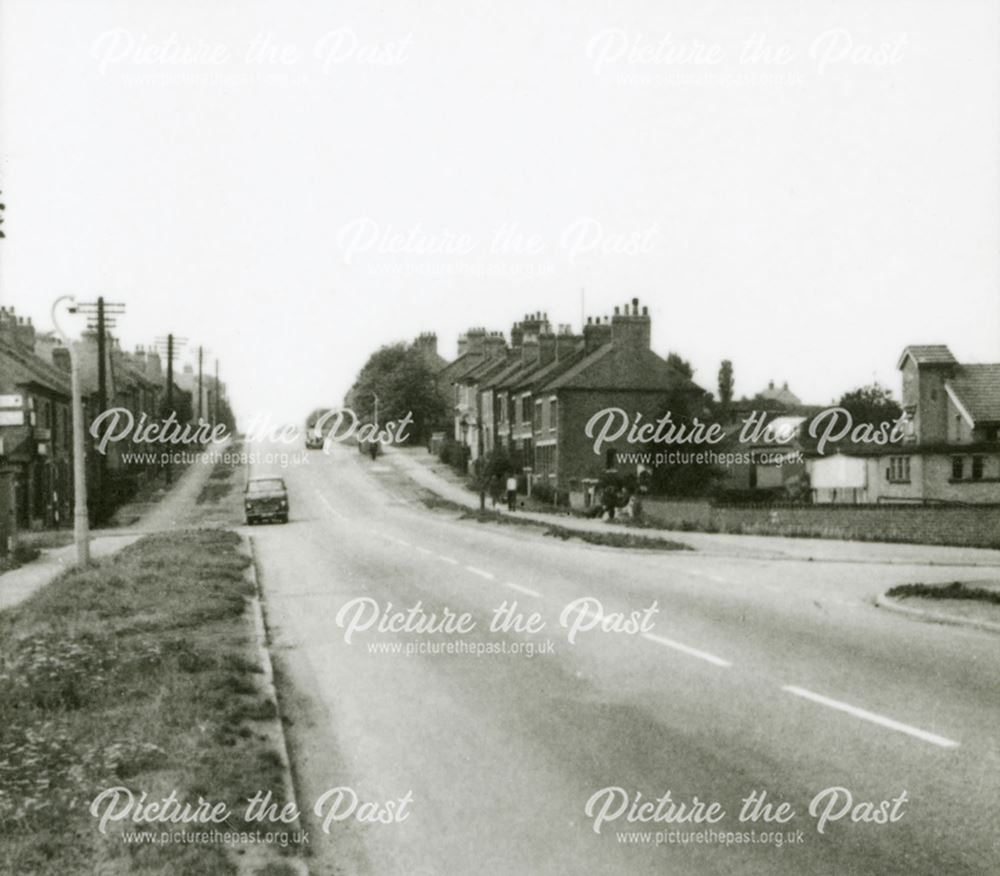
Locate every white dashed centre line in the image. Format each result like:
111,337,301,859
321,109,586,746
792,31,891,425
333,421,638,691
465,566,496,581
782,685,960,749
386,536,411,548
416,546,433,555
438,555,459,565
504,581,542,598
641,632,733,668
315,490,346,521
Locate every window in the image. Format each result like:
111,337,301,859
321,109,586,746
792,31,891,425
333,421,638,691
535,444,556,478
549,398,557,432
951,456,965,480
972,456,984,480
533,399,543,433
887,456,910,483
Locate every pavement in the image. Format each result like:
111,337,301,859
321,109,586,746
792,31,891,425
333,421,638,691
386,445,1000,567
247,438,1000,875
0,456,221,613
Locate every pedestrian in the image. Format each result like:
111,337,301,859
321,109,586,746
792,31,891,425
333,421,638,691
488,475,501,509
506,474,518,512
602,483,617,521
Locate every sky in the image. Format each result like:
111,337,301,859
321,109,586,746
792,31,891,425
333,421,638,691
1,0,998,423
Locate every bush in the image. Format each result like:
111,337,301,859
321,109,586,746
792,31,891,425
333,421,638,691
533,482,559,505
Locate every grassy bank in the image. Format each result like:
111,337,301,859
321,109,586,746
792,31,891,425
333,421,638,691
0,530,292,875
449,505,691,551
887,581,1000,604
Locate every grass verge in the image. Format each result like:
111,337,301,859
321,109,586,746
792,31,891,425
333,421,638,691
449,505,691,551
886,581,1000,605
0,529,291,875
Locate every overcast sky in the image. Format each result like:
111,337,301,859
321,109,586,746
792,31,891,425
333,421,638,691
1,0,997,422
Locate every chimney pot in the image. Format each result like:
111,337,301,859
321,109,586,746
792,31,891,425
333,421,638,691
642,306,648,316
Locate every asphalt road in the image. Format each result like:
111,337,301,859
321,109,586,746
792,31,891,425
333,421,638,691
247,438,1000,876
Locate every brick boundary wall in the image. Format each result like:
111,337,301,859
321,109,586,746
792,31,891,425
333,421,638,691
642,499,1000,549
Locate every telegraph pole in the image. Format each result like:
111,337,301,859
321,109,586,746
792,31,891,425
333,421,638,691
77,297,125,521
213,358,219,424
154,333,187,484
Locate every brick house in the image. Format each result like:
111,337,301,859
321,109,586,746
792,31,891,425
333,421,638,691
0,310,73,537
810,344,1000,504
523,299,701,501
452,330,507,456
489,329,583,475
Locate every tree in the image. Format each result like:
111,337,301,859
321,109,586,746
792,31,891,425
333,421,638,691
648,382,722,497
717,360,734,412
836,382,902,425
348,342,447,444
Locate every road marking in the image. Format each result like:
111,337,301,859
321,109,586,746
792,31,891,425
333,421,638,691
781,685,960,749
642,632,733,668
685,569,727,584
416,546,433,555
438,555,459,565
466,565,495,580
315,490,346,521
504,581,541,598
386,536,412,548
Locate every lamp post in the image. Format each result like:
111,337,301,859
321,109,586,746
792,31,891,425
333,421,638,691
51,296,90,567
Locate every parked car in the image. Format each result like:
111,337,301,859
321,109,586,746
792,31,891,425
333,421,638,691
244,476,289,524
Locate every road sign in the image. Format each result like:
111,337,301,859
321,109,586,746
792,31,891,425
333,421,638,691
0,411,25,426
0,394,23,409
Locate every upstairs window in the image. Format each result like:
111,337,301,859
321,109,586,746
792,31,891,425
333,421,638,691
951,456,965,480
972,456,985,480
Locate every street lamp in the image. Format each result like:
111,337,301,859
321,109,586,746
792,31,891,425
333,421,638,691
51,296,90,567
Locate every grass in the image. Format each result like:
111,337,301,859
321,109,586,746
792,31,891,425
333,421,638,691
886,581,1000,605
0,529,292,876
445,505,691,551
196,441,244,506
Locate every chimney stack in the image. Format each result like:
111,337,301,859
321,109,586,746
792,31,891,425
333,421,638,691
583,314,612,354
610,296,651,354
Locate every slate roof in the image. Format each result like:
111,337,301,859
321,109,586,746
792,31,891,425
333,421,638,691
897,345,958,368
436,352,487,385
948,364,1000,424
0,341,71,397
542,344,699,393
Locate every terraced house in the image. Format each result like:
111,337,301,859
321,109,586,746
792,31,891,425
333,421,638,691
441,299,701,505
0,309,72,541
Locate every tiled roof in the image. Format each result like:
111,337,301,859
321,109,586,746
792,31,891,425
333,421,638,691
0,342,71,397
111,352,159,391
436,352,486,384
947,364,1000,423
897,345,957,368
510,346,586,393
543,345,699,393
